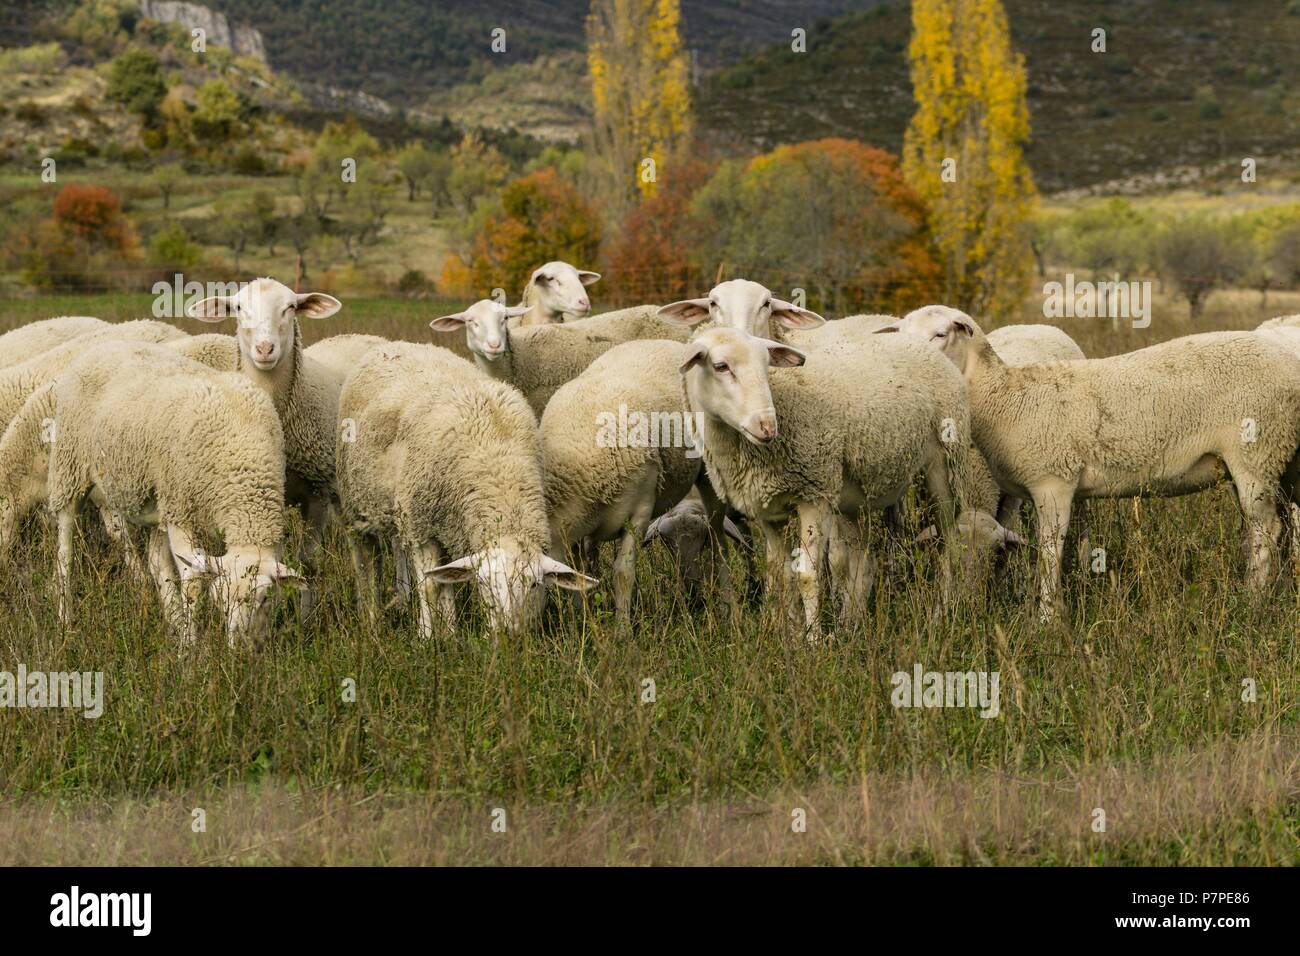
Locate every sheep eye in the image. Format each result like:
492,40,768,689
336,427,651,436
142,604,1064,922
712,362,729,373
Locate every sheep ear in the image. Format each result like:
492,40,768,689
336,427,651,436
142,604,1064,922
1000,527,1027,548
504,304,530,318
577,270,601,287
764,342,806,368
874,323,902,334
721,516,747,548
679,341,709,373
540,555,599,591
188,296,235,322
429,312,468,332
427,555,479,584
952,318,976,337
658,298,712,326
912,525,940,546
643,513,671,544
268,562,310,590
771,299,825,330
295,292,342,319
173,548,219,580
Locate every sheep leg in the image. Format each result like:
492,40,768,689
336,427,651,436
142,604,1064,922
1072,498,1092,571
409,541,452,640
99,507,147,583
295,494,333,623
148,527,197,645
392,540,412,607
695,479,739,621
1231,472,1282,591
1030,482,1075,624
923,457,960,607
759,519,789,625
54,504,79,626
346,530,382,626
794,502,828,644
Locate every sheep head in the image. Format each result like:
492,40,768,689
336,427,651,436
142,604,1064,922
523,261,600,323
430,299,527,363
659,279,825,338
188,277,341,371
679,327,806,446
879,305,986,377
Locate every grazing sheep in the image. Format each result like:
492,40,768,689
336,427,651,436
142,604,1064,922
889,306,1300,621
643,495,747,594
336,341,595,637
184,279,342,611
0,316,108,369
658,279,825,341
516,261,601,325
38,342,302,645
303,334,389,379
541,339,737,624
431,299,686,414
680,327,969,641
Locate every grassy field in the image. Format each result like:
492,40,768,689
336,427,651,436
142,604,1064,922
0,288,1297,865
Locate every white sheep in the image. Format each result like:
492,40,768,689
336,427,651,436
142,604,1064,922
541,338,737,625
183,279,342,612
336,341,595,637
658,279,825,341
303,333,389,378
0,316,108,369
36,342,302,645
679,327,969,641
431,299,687,413
516,261,601,325
889,306,1300,621
1256,315,1300,360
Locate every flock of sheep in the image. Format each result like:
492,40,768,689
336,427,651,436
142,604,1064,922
1,259,1299,646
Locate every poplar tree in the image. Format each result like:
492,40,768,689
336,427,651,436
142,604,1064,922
903,0,1038,319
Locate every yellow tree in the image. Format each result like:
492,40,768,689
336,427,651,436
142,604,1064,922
903,0,1038,319
587,0,692,213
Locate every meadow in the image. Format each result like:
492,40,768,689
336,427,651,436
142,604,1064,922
0,288,1296,865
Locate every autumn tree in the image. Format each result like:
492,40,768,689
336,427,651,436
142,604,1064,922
587,0,692,215
469,169,603,299
687,139,943,315
903,0,1037,319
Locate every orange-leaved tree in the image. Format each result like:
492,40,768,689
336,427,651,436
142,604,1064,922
469,169,604,301
688,138,942,316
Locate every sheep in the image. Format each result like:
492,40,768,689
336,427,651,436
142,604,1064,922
184,278,343,612
0,316,108,369
1256,316,1300,360
34,342,302,645
888,306,1300,621
642,494,747,595
336,341,595,637
516,261,601,325
658,279,825,341
431,299,687,414
679,326,969,642
541,338,737,625
303,334,389,378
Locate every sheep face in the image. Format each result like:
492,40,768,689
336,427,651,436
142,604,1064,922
644,499,745,588
174,545,306,647
658,279,825,336
188,277,341,371
427,539,596,635
430,300,527,362
888,305,984,376
527,261,600,321
680,327,806,446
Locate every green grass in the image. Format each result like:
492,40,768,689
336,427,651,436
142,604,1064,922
0,290,1297,864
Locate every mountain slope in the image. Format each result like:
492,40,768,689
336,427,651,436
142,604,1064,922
697,0,1300,191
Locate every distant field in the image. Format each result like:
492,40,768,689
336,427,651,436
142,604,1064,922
0,287,1296,864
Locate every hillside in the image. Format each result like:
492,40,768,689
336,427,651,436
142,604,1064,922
697,0,1300,192
205,0,874,103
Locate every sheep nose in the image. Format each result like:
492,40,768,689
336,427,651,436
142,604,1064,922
254,341,275,360
749,412,777,443
486,336,502,350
